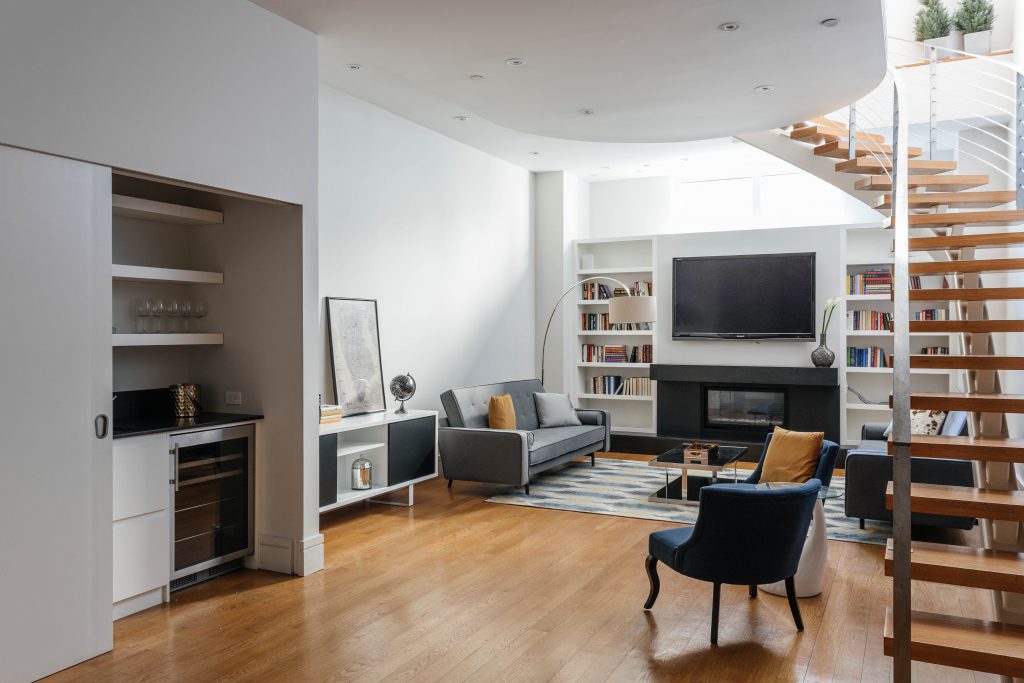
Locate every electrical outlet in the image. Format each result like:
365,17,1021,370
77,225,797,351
225,391,242,405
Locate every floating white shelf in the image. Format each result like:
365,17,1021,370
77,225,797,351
846,403,892,412
112,194,223,226
577,266,653,275
577,300,611,305
577,393,653,401
846,294,891,301
578,362,650,368
847,258,895,266
845,367,951,375
112,333,223,347
112,264,223,285
334,441,387,458
578,330,653,336
846,330,952,337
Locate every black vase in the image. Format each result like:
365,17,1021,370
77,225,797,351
811,333,835,368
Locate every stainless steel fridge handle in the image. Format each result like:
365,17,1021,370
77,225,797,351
171,445,180,492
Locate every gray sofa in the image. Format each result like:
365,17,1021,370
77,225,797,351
844,412,975,530
439,379,610,494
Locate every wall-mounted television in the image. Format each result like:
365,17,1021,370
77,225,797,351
672,252,816,340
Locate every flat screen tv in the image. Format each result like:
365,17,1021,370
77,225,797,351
672,252,816,340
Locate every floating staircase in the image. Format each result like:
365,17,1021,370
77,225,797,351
787,81,1024,677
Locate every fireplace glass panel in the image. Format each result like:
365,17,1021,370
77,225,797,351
705,388,785,431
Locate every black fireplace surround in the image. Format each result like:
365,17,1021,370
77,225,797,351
650,364,839,450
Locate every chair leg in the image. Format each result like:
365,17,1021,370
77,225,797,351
859,518,865,530
785,576,804,631
749,584,757,599
711,583,722,645
524,484,530,495
447,478,453,489
643,555,660,610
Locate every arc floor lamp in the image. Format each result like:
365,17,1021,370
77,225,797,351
540,276,657,386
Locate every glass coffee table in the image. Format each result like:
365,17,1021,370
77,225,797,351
647,443,749,504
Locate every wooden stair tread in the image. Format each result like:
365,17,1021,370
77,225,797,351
909,287,1024,302
902,210,1024,228
886,481,1024,521
883,608,1024,677
814,140,922,159
836,157,957,175
856,174,988,192
889,434,1024,462
790,124,885,145
876,190,1017,210
909,232,1024,250
909,258,1024,275
895,391,1024,412
907,319,1024,333
884,539,1024,592
911,354,1024,370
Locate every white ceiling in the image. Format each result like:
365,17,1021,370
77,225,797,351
252,0,886,179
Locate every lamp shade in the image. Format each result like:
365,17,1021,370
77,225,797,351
608,295,657,324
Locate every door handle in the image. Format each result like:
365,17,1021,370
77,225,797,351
94,414,109,439
172,445,181,492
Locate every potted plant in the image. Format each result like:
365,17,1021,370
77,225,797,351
915,0,957,57
954,0,995,55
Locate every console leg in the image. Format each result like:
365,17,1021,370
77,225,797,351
524,484,530,495
447,478,453,489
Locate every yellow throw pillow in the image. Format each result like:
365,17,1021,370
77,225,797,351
488,394,516,430
758,426,824,484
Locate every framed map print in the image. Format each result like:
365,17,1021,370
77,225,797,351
326,297,386,416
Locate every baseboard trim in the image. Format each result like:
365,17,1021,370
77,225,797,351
114,587,164,620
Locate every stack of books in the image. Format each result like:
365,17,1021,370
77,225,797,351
320,404,343,425
847,346,891,368
580,313,652,331
580,344,653,363
920,346,950,355
847,310,892,331
914,308,948,321
847,269,893,295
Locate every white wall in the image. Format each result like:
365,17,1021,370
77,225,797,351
0,0,321,574
653,226,844,367
590,176,672,238
319,85,534,412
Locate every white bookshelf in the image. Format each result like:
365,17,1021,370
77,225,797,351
572,237,657,435
840,226,955,445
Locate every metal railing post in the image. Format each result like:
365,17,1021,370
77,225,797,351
1017,72,1023,209
929,46,938,160
890,78,912,683
848,103,858,159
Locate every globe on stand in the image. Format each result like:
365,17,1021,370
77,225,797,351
389,372,416,414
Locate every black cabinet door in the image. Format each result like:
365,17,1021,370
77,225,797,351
388,416,436,486
319,434,338,507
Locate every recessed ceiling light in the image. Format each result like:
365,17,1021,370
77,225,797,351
506,57,526,66
601,165,612,170
345,64,361,71
580,108,595,115
718,22,741,32
529,151,540,155
820,18,839,28
453,115,468,121
679,157,689,162
753,84,776,94
469,74,485,80
643,164,651,167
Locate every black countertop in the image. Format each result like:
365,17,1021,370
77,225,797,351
113,412,263,439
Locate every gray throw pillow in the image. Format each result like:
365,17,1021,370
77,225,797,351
534,392,582,428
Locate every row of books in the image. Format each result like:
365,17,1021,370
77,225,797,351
580,313,652,331
847,346,892,368
320,404,343,424
580,281,653,300
920,346,950,355
847,269,892,295
909,276,949,290
587,376,652,396
581,344,653,363
847,310,892,331
914,308,948,321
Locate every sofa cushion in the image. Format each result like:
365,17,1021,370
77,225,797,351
649,526,694,568
534,392,582,428
441,379,544,430
487,394,516,429
528,425,606,465
858,439,888,452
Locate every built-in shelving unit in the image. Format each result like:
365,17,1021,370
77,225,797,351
112,194,223,226
113,333,223,347
572,237,657,434
112,265,223,285
840,226,955,445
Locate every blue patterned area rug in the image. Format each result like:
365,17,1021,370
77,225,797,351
486,458,891,546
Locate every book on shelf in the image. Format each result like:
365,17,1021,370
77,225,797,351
920,346,949,355
847,346,891,368
847,268,892,295
847,310,892,331
587,375,652,396
581,344,653,363
580,312,652,331
914,308,948,321
580,281,652,300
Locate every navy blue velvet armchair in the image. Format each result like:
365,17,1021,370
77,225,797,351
744,433,840,488
644,479,821,645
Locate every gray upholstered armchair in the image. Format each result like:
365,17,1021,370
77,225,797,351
439,379,610,494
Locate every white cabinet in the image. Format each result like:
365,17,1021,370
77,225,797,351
112,435,170,619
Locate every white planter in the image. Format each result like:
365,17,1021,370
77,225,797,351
923,35,958,60
963,29,992,55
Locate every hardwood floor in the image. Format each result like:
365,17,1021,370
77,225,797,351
47,457,999,683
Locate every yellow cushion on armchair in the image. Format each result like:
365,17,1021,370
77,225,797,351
758,426,823,483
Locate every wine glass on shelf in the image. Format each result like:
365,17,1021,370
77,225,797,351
181,298,193,333
151,297,166,334
133,298,150,334
194,299,208,333
166,298,180,334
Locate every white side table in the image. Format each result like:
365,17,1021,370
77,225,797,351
761,487,841,598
